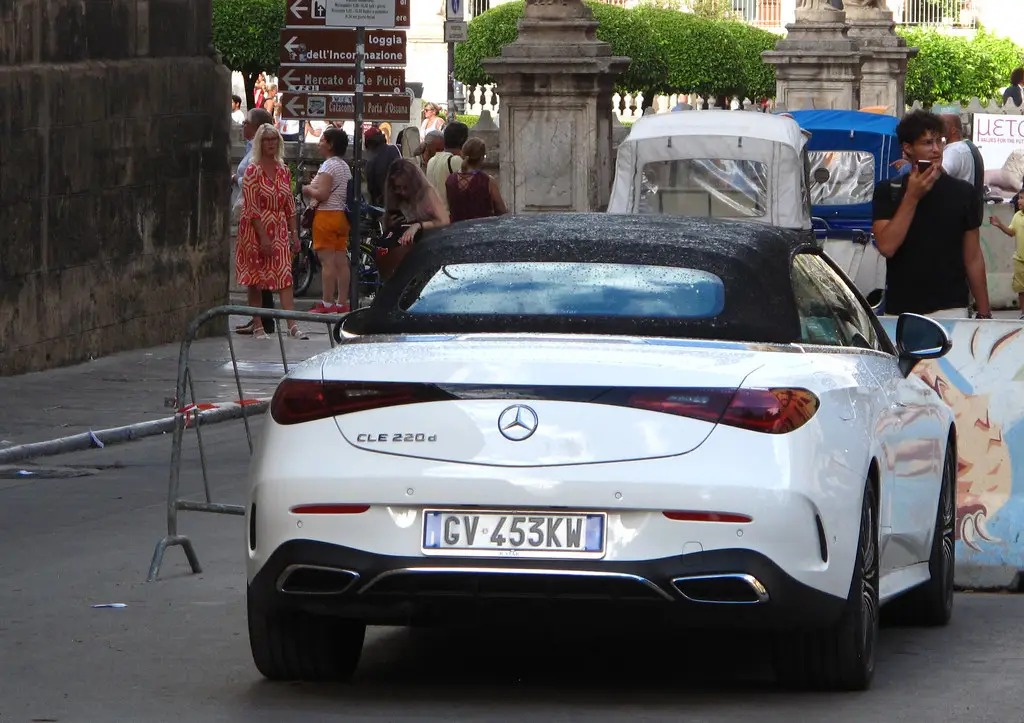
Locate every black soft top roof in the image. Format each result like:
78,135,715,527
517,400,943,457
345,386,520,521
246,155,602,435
349,213,818,343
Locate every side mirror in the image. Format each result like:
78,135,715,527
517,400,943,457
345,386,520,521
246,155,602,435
895,313,952,377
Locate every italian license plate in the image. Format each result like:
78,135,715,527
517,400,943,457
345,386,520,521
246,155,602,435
422,510,606,559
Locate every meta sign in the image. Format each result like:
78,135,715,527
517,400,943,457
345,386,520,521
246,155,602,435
973,113,1024,177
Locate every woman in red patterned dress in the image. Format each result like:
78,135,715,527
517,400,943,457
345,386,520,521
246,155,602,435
236,123,307,339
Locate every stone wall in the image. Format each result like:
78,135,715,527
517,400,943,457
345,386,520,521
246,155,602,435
0,0,231,375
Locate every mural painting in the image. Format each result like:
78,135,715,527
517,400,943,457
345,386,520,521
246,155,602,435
882,319,1024,570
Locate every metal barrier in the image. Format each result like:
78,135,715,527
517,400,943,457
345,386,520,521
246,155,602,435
146,305,345,582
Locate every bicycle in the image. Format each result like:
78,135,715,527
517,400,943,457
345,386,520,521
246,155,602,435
291,162,319,298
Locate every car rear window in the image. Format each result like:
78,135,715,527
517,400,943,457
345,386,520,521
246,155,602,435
398,262,726,319
639,159,769,219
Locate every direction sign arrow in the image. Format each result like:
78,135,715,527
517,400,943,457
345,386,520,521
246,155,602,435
289,0,309,21
285,95,305,117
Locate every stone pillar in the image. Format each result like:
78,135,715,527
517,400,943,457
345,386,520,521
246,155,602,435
845,4,917,115
761,8,863,111
481,0,629,213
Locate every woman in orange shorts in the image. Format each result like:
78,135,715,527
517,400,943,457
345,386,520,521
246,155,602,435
302,126,352,313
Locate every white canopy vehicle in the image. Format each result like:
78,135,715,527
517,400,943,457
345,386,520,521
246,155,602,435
608,111,813,233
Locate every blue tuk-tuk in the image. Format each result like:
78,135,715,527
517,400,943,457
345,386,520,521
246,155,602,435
786,110,902,306
786,109,902,236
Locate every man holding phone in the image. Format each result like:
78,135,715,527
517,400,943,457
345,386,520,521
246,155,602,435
872,110,992,319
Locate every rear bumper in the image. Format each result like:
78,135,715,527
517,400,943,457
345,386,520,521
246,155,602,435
247,540,848,630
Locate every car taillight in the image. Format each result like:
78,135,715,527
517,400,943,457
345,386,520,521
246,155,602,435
663,511,753,523
270,380,448,425
628,387,819,434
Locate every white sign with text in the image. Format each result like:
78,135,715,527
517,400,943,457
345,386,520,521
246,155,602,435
972,113,1024,172
326,0,396,27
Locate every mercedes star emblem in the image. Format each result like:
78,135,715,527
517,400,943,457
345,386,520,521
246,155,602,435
497,405,539,442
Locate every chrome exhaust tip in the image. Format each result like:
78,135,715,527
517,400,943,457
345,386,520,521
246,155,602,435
670,573,769,604
276,565,360,595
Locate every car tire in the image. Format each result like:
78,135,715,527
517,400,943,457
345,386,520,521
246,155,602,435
883,437,956,627
774,478,879,691
247,588,366,682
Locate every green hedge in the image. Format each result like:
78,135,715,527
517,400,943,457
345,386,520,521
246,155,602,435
456,4,1024,107
899,27,1024,106
454,1,779,102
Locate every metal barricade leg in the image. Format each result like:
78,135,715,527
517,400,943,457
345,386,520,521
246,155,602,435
225,323,254,454
147,410,201,582
185,372,213,505
147,305,346,582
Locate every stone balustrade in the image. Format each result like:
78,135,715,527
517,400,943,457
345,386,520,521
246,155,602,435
461,82,766,121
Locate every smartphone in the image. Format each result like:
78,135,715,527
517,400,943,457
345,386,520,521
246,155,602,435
916,160,933,174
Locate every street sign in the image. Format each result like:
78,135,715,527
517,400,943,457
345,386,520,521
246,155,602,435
279,66,406,94
326,0,394,28
287,0,409,27
280,91,412,121
444,20,468,43
279,28,406,65
446,0,464,20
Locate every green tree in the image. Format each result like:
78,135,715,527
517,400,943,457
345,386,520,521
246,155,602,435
453,1,524,88
660,12,746,101
722,21,778,102
898,27,1024,105
212,0,284,109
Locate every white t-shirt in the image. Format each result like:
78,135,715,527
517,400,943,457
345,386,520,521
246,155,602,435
317,156,351,211
426,151,463,211
942,141,975,184
231,109,245,124
305,120,327,144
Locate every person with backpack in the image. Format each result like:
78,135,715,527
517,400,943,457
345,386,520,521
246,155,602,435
872,110,992,319
940,113,986,224
425,122,469,214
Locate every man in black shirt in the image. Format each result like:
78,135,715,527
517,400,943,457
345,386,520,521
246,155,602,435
872,110,991,319
363,127,401,207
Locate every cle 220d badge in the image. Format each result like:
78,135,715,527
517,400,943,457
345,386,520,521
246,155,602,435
357,433,438,443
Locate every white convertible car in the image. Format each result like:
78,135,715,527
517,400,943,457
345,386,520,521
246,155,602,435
245,214,956,691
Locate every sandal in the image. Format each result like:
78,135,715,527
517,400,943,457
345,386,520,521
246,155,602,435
288,324,309,340
252,325,270,340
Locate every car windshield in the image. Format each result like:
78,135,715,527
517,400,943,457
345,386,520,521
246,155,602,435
398,262,726,319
